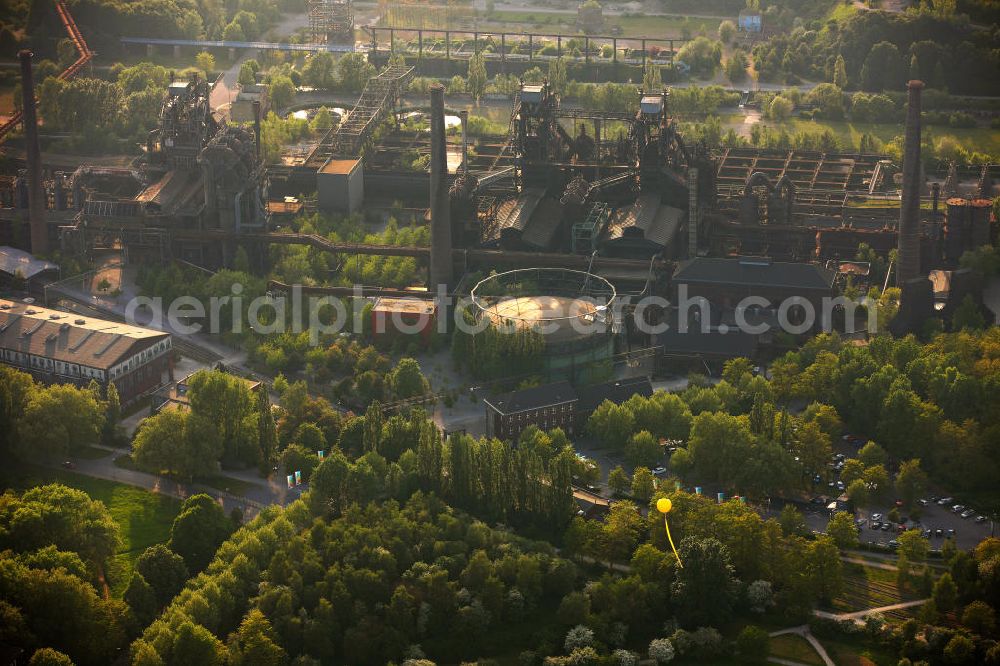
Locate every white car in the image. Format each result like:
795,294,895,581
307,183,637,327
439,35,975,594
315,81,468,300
871,513,883,522
651,466,667,476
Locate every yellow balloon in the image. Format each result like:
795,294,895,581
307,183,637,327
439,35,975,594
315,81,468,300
656,498,672,514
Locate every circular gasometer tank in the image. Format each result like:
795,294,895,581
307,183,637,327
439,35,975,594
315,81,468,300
470,268,617,384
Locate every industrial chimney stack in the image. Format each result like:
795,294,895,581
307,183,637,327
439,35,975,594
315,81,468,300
897,80,923,284
19,50,47,256
428,84,453,292
252,100,262,162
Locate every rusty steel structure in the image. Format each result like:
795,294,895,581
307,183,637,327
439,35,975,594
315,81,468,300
309,0,354,44
0,0,93,144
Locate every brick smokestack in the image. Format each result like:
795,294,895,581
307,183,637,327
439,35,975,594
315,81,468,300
19,50,47,256
897,80,923,284
252,100,261,161
428,84,452,292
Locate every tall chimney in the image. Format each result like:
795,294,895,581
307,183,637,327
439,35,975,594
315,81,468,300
429,84,453,292
897,80,923,284
252,100,262,161
19,50,47,256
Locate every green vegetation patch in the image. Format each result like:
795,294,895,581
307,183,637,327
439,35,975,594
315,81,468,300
769,633,826,666
3,463,181,596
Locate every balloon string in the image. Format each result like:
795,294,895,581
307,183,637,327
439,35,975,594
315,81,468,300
664,516,683,568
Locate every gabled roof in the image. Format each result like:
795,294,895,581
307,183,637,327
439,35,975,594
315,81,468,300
483,380,578,415
604,193,685,248
0,299,169,369
673,257,835,291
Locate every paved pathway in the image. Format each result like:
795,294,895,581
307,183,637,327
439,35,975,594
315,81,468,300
814,599,928,622
58,444,295,518
768,625,835,666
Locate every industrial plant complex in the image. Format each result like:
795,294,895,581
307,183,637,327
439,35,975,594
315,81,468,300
0,0,996,406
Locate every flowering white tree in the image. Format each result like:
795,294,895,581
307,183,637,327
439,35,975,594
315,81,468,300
648,638,676,663
565,625,595,652
747,579,774,613
613,648,638,666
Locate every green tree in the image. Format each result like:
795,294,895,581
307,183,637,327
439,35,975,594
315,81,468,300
779,504,807,536
806,536,843,604
195,51,216,77
827,511,859,549
467,52,488,102
642,63,661,92
280,443,318,481
257,390,277,474
933,572,959,613
626,430,661,468
736,625,769,664
0,366,33,455
16,384,104,460
230,609,288,665
599,502,644,565
302,52,336,88
671,537,737,628
309,449,352,516
860,42,903,92
0,484,120,566
132,409,223,481
858,442,887,467
960,600,996,635
187,370,257,465
171,621,227,665
238,61,258,87
943,634,975,665
169,494,233,573
718,20,736,44
389,357,428,399
124,571,158,626
135,544,189,607
547,57,568,95
630,466,656,502
587,401,635,449
766,95,793,120
268,74,296,110
605,465,628,497
895,459,928,509
28,648,74,666
846,478,869,507
338,53,375,92
833,54,848,88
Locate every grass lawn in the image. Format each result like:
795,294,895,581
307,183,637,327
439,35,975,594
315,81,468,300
2,463,181,597
200,474,260,496
828,562,915,615
77,445,114,460
769,633,825,666
820,635,899,666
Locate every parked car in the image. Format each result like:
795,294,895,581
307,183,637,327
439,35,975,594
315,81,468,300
871,521,882,529
872,513,883,522
922,529,932,538
938,497,954,505
948,528,957,537
813,474,822,484
652,466,667,476
961,509,975,519
952,504,965,513
918,499,929,506
935,528,944,537
881,523,891,531
888,540,900,549
976,516,988,523
61,461,75,469
836,481,845,491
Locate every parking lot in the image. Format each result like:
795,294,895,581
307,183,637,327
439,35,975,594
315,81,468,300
855,497,995,551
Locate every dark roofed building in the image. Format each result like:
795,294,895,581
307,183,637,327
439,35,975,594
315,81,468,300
576,376,653,414
483,381,578,441
601,193,686,258
0,299,172,403
673,256,836,333
483,376,655,442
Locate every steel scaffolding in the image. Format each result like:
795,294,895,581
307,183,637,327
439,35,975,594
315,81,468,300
309,0,354,44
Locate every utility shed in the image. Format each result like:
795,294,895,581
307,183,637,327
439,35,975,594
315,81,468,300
318,158,363,213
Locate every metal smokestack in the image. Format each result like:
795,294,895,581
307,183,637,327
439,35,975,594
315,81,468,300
897,80,923,284
19,50,47,256
429,84,453,292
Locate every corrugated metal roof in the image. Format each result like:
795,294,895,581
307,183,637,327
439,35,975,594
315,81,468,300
604,194,685,248
483,380,578,415
0,299,169,369
0,247,59,280
520,196,564,249
497,189,545,233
